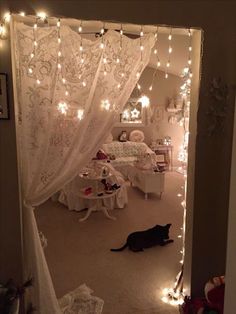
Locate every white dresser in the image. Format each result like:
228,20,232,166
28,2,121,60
128,165,165,199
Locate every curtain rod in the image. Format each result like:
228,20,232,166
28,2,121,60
11,14,199,36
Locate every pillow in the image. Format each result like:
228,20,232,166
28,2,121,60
96,149,108,160
129,130,145,142
104,133,113,144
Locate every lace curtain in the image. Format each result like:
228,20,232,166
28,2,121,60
12,19,155,313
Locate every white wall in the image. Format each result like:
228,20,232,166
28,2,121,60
112,66,183,167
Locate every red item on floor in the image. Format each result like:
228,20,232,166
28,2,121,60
182,296,206,314
206,283,225,314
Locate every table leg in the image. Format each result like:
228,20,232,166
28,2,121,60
101,206,116,220
79,206,96,222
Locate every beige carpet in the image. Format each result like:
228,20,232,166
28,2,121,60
36,172,184,314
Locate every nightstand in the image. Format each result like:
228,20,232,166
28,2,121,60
150,144,173,171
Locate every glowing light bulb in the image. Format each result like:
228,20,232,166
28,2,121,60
100,27,105,34
140,30,144,37
168,47,173,54
183,67,189,74
178,235,182,238
154,49,157,54
177,193,182,197
137,83,141,90
37,11,47,21
82,81,86,87
65,91,69,96
30,53,34,58
57,101,68,115
36,79,41,85
165,73,168,79
33,23,37,29
0,24,7,38
34,41,37,47
157,61,161,67
168,34,172,40
57,63,61,69
103,57,107,64
161,296,168,303
104,70,107,76
62,78,66,84
4,12,11,23
58,51,62,57
162,288,169,294
140,45,144,51
58,38,61,44
101,99,111,111
116,58,120,64
167,61,170,68
189,46,192,51
57,20,60,28
19,11,25,17
149,85,153,91
79,45,83,52
100,42,104,49
121,72,124,78
136,72,140,79
120,29,123,35
188,59,192,65
28,68,33,74
77,109,84,120
117,83,121,88
78,25,82,33
139,95,150,108
187,78,191,84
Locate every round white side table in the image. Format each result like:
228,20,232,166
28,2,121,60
78,173,118,222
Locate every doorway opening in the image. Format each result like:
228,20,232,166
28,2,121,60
11,14,202,314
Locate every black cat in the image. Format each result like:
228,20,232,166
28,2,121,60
110,224,174,252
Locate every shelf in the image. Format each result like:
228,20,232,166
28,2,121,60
166,108,182,113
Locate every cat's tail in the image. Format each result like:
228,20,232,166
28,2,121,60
110,242,128,252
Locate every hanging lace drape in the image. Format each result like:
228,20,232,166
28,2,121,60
12,19,155,313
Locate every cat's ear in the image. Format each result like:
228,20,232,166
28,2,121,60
166,223,172,228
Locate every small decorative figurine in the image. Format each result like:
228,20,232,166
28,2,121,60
119,130,127,142
101,166,109,177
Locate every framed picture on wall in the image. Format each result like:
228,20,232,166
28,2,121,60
0,73,9,120
117,98,145,126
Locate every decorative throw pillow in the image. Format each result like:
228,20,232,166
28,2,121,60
129,130,145,142
96,149,108,160
104,133,113,144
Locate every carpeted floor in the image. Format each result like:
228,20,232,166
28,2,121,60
36,171,184,314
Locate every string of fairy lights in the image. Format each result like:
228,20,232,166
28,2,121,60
161,28,193,306
1,10,194,307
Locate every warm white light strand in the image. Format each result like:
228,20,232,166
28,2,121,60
28,18,41,84
165,28,172,79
